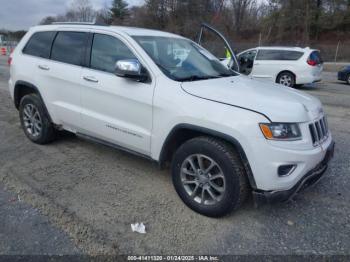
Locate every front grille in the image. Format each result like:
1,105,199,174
309,116,329,146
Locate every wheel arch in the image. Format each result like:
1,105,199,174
14,81,52,122
276,70,296,84
159,124,257,189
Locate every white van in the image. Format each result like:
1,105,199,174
236,47,323,87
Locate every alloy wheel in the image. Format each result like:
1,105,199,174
279,74,293,87
180,154,226,205
23,104,42,137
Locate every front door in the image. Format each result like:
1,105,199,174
80,33,154,156
197,23,240,72
237,49,257,76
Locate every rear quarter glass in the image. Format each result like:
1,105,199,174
22,31,57,59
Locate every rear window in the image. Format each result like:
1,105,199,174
256,50,304,61
51,32,88,66
23,31,56,59
309,51,323,64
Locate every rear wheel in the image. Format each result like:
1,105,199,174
19,94,56,144
277,72,295,87
171,137,249,217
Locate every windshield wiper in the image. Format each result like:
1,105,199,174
178,75,220,82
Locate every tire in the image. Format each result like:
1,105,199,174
171,136,249,217
347,74,350,85
19,94,56,144
277,72,295,88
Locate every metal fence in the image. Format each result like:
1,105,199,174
197,34,349,62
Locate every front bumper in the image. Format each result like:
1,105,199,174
253,140,335,205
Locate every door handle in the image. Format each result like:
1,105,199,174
83,76,99,83
38,65,50,71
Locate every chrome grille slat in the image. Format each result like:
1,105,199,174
320,118,326,136
319,120,324,138
323,116,329,134
309,116,328,147
315,122,322,140
309,124,317,144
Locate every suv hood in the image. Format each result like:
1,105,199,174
181,76,323,122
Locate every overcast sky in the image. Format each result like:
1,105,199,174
0,0,144,31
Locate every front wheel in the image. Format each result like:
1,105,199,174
277,72,295,87
171,137,249,217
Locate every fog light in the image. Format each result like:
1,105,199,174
278,165,296,177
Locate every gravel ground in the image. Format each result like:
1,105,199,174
0,56,349,255
0,185,80,255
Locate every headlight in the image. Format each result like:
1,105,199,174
259,123,302,141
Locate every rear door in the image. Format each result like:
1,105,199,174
80,32,154,156
43,30,88,130
21,30,57,111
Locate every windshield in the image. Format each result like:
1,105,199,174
132,36,237,82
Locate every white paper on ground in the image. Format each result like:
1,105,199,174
131,222,146,234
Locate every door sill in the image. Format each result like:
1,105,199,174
76,132,154,162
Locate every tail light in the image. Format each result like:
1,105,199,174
7,49,14,66
307,59,317,66
307,51,322,66
7,56,12,66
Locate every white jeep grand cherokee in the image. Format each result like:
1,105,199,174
8,24,334,217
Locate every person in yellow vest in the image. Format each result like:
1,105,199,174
225,47,232,59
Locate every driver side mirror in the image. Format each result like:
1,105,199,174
115,59,148,82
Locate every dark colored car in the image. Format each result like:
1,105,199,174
338,65,350,85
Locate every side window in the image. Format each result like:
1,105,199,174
256,50,303,61
23,31,56,59
238,50,257,63
51,32,88,66
256,50,281,60
90,34,136,73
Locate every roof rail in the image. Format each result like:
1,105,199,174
51,21,108,26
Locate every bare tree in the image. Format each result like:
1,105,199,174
39,16,57,25
66,0,96,22
230,0,254,33
35,0,350,53
96,6,113,25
